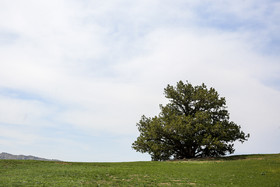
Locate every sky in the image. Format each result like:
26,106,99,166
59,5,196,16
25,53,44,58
0,0,280,162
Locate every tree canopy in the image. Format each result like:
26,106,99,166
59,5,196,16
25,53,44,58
132,81,249,161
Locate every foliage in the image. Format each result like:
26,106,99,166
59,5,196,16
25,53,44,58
0,154,279,186
132,81,249,161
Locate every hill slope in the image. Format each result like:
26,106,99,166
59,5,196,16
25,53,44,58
0,154,279,186
0,152,58,161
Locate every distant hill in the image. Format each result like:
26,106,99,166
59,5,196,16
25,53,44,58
0,152,60,161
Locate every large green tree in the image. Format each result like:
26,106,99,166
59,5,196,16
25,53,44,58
132,81,249,161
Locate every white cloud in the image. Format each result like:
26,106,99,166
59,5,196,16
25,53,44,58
0,0,279,161
0,95,55,127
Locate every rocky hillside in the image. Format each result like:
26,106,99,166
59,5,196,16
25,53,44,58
0,152,59,161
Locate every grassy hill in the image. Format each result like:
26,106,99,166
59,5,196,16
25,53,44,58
0,154,279,186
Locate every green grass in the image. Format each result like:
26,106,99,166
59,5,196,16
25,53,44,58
0,154,279,186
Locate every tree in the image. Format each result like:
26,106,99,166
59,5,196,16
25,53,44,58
132,81,249,161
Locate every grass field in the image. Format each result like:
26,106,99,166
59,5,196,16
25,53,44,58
0,154,279,186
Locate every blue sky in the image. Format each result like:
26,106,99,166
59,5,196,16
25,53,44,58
0,0,280,162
